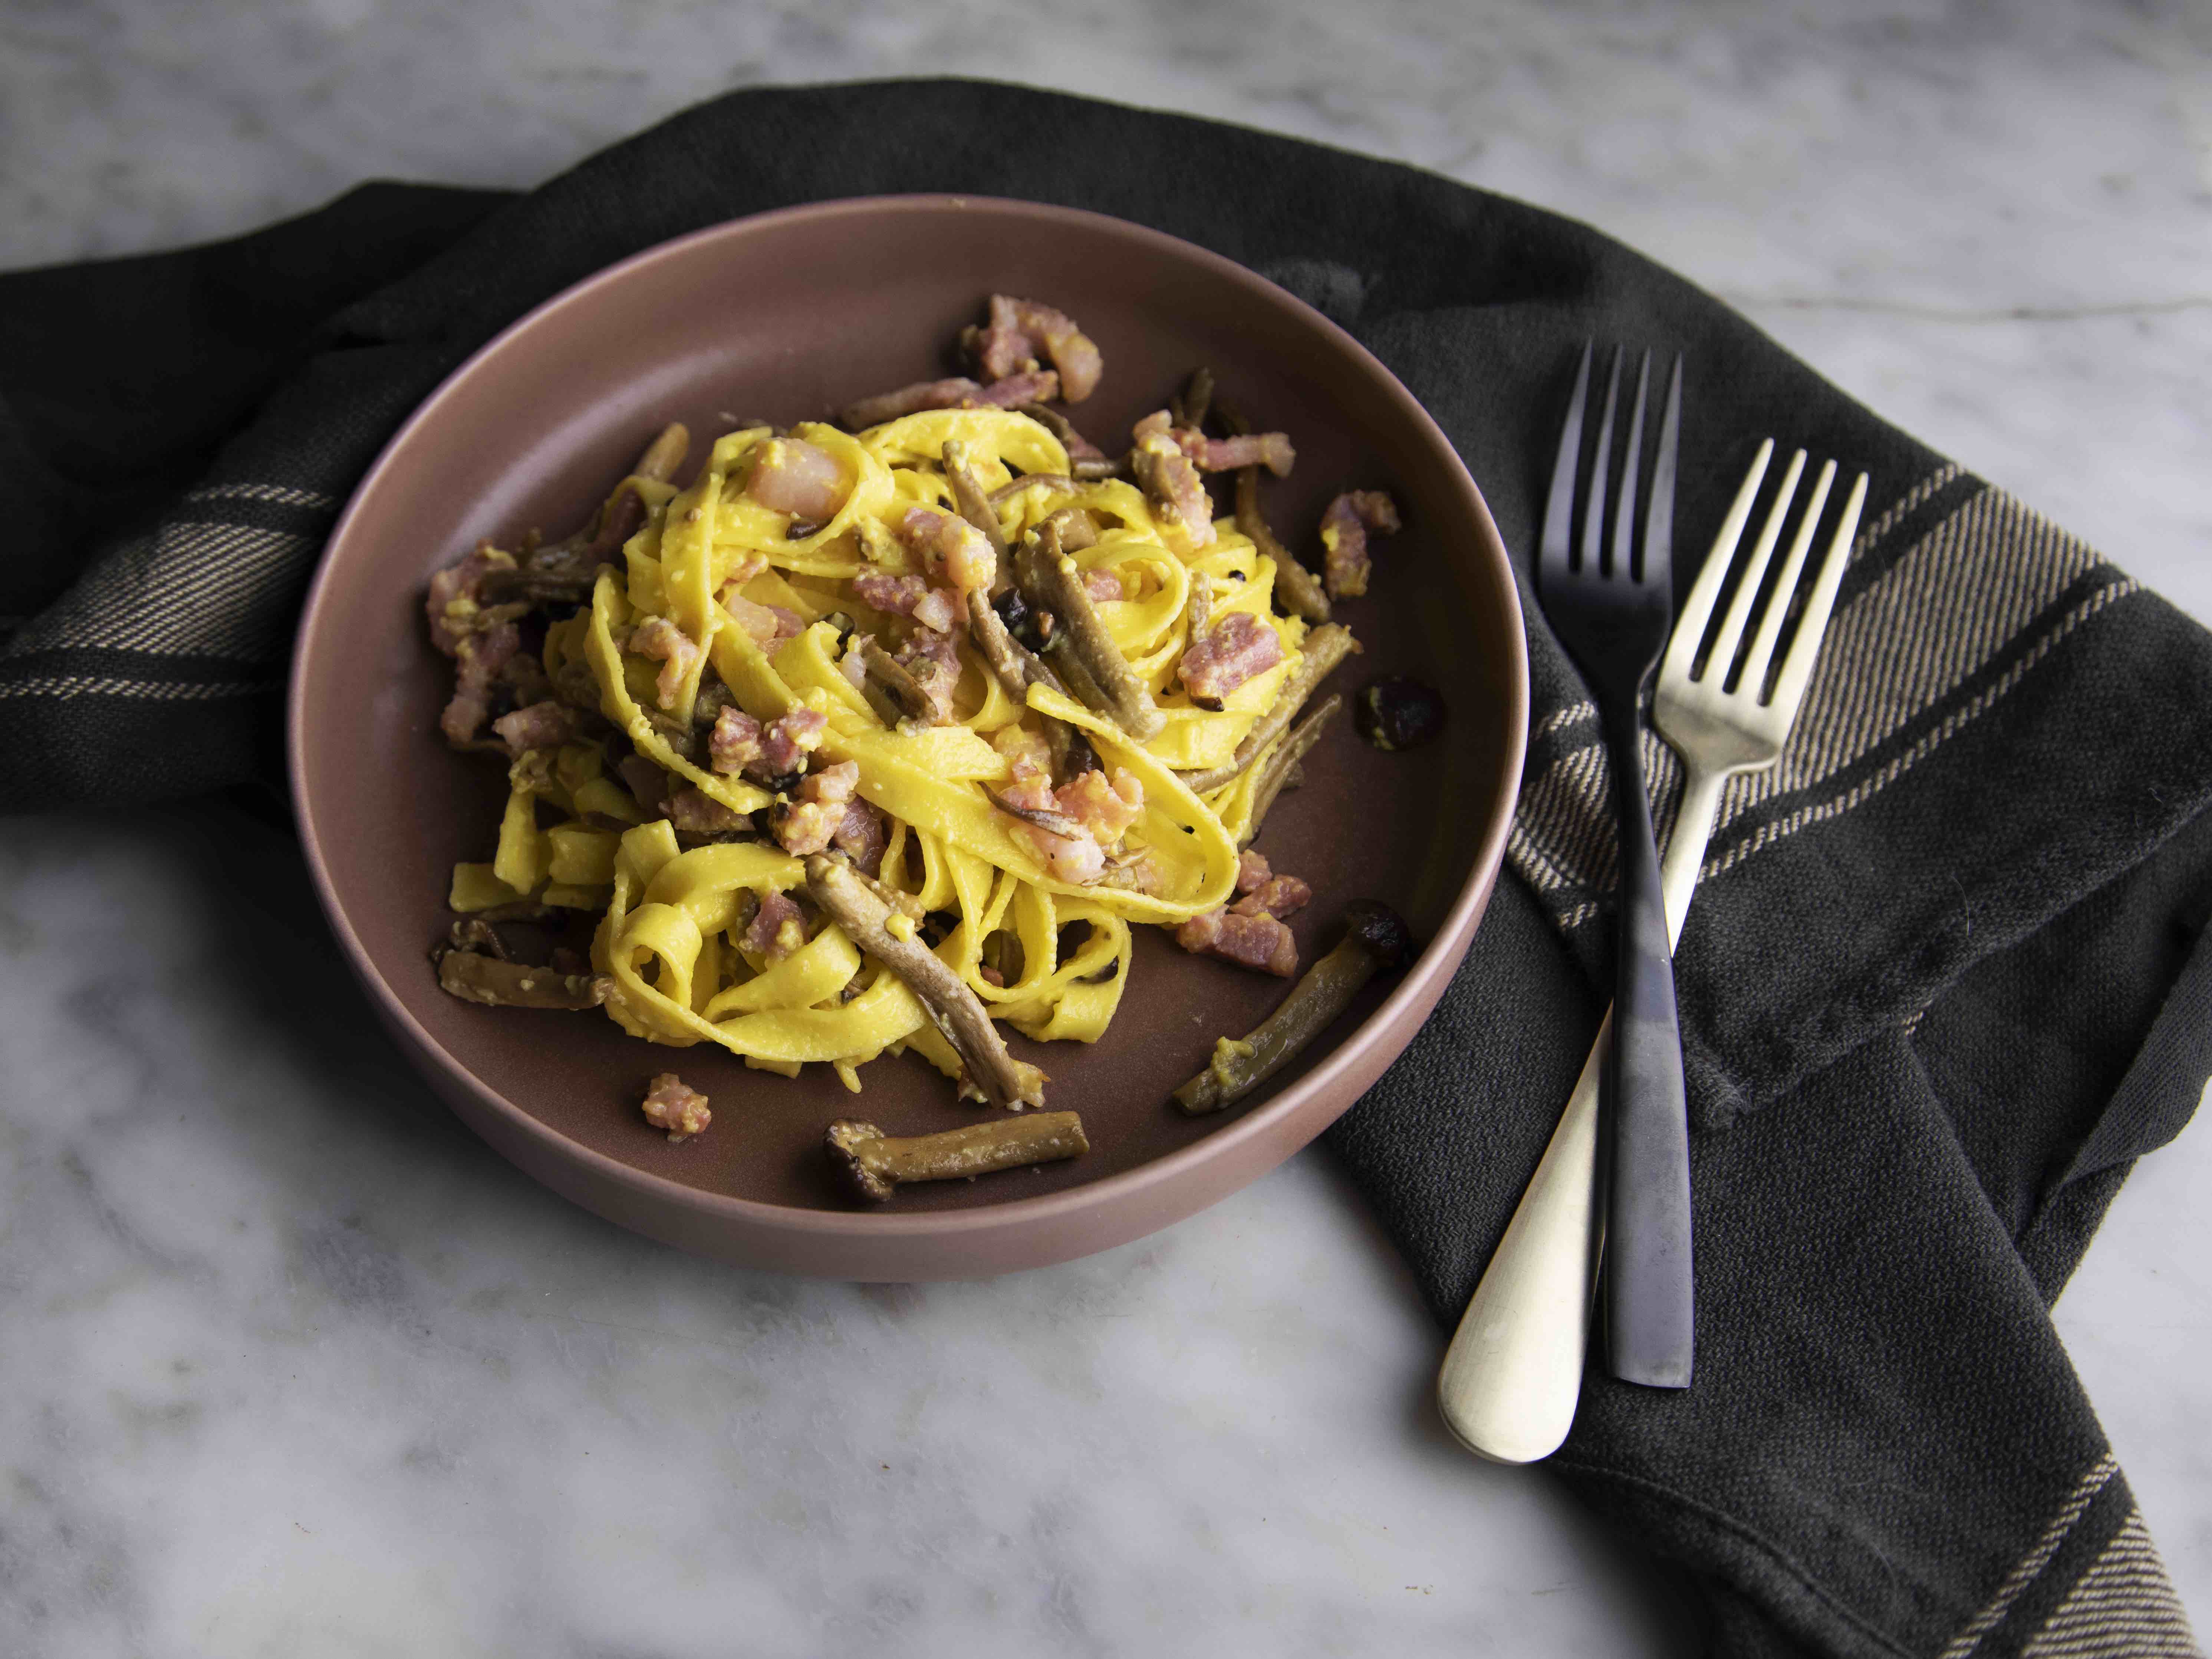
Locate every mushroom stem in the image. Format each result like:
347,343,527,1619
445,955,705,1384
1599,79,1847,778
1015,403,1126,481
942,439,1011,581
1239,694,1342,849
434,945,612,1010
1182,623,1359,794
1017,519,1166,742
483,423,692,606
804,855,1047,1110
825,1114,1089,1202
1172,901,1413,1115
858,638,945,729
1219,401,1329,623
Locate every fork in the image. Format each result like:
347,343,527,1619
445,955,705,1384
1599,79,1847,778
1530,344,1694,1390
1436,437,1870,1461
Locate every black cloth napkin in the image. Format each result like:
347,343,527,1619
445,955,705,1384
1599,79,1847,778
4,80,2206,1658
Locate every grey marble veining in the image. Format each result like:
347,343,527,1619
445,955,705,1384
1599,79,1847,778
3,1,2209,1653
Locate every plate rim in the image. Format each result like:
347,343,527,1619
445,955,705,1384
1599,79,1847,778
286,191,1529,1246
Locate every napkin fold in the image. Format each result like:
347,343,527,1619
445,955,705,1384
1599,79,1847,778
3,79,2204,1658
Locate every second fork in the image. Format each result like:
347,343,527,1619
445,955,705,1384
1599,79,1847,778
1534,345,1696,1390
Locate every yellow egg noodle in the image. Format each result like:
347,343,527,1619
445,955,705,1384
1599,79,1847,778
446,408,1322,1100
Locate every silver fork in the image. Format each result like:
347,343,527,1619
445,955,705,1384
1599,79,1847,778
1436,440,1870,1463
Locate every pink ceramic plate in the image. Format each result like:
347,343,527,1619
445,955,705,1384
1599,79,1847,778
289,195,1526,1280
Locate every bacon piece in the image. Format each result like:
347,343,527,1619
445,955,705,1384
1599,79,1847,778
1178,428,1295,477
992,724,1053,784
760,707,829,776
892,626,963,721
709,706,763,776
1174,908,1298,977
491,699,578,758
833,796,889,877
968,296,1103,402
1055,767,1143,845
1235,849,1274,895
1320,490,1402,601
1082,568,1125,603
1232,873,1313,921
630,616,701,710
425,542,517,656
1017,822,1107,886
743,891,807,960
851,568,961,633
723,594,804,652
773,762,860,856
838,370,1062,430
439,621,520,744
1179,611,1285,705
896,505,997,595
746,437,847,521
665,788,750,835
642,1073,711,1141
1132,412,1216,548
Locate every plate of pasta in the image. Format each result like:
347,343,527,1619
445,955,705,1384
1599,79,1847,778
290,195,1526,1278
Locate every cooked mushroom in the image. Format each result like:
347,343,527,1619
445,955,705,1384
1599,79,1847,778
942,439,1012,582
1182,624,1359,794
824,1113,1089,1203
1216,401,1330,624
433,932,612,1011
1015,518,1166,742
858,638,947,730
479,423,690,606
1015,402,1125,481
1354,676,1448,751
804,855,1047,1110
1171,366,1215,432
1172,901,1413,1115
989,472,1074,507
1240,694,1342,849
984,787,1090,840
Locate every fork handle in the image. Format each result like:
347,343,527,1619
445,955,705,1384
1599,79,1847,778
1602,697,1695,1389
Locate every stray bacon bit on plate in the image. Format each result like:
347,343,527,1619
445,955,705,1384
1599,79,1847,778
642,1072,712,1142
1320,489,1402,600
1179,610,1285,707
1174,907,1300,977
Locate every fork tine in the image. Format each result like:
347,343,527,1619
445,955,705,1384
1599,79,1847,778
1658,438,1772,687
1580,349,1622,576
1703,448,1806,688
1539,345,1593,579
1640,355,1682,585
1737,458,1836,698
1611,352,1652,582
1767,471,1870,720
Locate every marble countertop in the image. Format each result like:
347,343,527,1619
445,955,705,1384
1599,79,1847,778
3,2,2208,1652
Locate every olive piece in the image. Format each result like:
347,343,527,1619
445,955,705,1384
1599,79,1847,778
994,587,1053,654
1354,676,1447,751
